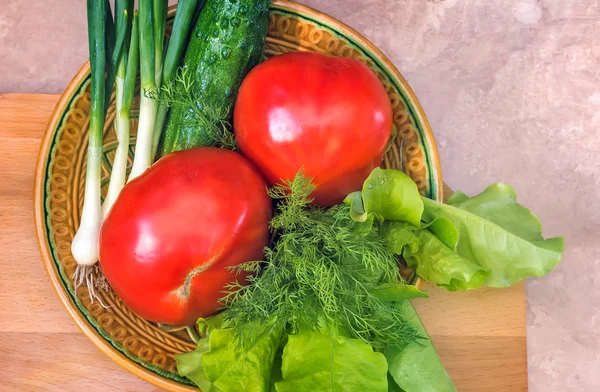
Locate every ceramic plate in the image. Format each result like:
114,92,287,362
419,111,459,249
34,1,443,390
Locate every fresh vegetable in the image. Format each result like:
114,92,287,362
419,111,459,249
75,0,203,300
234,51,393,206
176,336,217,392
159,0,271,155
383,220,489,291
73,1,564,388
151,0,202,159
277,328,389,392
99,147,271,325
346,167,424,226
175,171,431,391
202,325,284,391
71,0,108,289
222,172,421,350
128,0,167,181
152,0,167,89
177,166,564,391
102,7,138,217
350,169,564,291
384,301,456,392
419,184,565,288
103,0,133,115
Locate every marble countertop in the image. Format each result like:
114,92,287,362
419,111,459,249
1,0,598,390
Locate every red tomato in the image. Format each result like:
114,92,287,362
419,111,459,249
99,147,271,326
234,51,392,206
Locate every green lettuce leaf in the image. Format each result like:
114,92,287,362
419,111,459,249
175,337,221,392
202,326,284,392
380,220,420,255
385,301,456,392
345,168,423,226
382,220,488,291
422,183,564,287
275,330,388,392
388,373,405,392
269,344,284,392
197,312,228,334
372,283,429,301
407,223,489,291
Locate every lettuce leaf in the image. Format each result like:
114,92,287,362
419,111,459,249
201,326,284,392
382,220,488,291
275,330,388,392
385,301,457,392
372,283,429,301
422,183,564,287
175,337,221,392
197,311,228,334
345,168,423,226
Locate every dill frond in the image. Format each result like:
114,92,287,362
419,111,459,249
223,172,420,350
146,67,238,150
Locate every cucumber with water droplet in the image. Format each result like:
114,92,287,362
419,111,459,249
159,0,270,155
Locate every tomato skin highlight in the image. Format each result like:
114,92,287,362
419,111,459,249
99,147,271,326
234,51,393,206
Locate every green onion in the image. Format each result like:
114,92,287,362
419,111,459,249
153,0,168,89
102,9,139,217
104,0,115,115
150,0,201,159
71,0,107,274
128,0,159,181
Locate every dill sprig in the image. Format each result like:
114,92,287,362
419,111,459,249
146,67,237,150
223,171,420,350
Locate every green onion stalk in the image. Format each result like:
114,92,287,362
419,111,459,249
129,0,166,181
151,0,200,159
71,0,107,292
102,10,139,217
103,0,131,116
153,0,168,89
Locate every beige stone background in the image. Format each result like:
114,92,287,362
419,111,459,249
1,0,599,390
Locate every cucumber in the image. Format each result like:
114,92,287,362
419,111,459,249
160,0,270,155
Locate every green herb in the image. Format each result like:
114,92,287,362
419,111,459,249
223,171,420,351
148,67,237,150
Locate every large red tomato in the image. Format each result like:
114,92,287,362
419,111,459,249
234,51,392,206
99,147,271,326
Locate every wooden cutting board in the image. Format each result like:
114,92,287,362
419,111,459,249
0,94,527,392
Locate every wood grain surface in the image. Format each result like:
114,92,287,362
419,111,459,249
0,94,527,392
